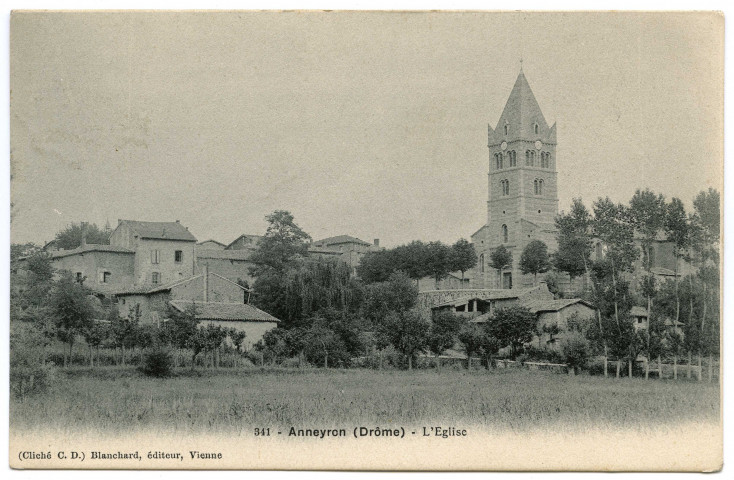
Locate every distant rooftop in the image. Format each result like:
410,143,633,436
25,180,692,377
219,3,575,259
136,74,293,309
117,220,197,242
170,301,279,323
313,235,371,247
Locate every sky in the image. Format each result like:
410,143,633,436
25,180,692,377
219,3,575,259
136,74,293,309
9,11,723,248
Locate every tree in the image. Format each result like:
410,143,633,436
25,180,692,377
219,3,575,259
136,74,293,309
519,240,550,285
363,271,418,325
377,310,429,370
457,322,484,369
253,257,362,329
47,273,97,367
357,249,398,283
489,245,513,289
53,222,111,250
424,241,453,288
485,306,537,357
664,197,690,328
449,239,477,282
592,197,638,329
249,210,311,276
690,188,720,367
427,311,462,368
561,332,590,375
554,198,593,284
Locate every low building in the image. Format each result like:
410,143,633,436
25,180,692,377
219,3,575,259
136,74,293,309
630,306,685,337
29,243,136,294
195,249,257,285
169,300,279,349
113,268,250,325
197,239,227,250
524,298,596,349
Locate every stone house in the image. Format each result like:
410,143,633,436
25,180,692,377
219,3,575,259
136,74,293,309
311,235,383,276
630,306,685,337
113,267,250,324
169,300,279,349
36,242,136,294
109,219,197,285
195,248,257,285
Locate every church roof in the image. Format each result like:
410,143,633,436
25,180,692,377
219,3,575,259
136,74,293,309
488,70,555,145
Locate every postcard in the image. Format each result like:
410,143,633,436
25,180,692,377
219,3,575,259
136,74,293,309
8,10,723,471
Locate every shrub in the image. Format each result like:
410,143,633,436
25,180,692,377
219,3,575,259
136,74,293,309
10,322,56,398
561,332,590,374
140,346,174,378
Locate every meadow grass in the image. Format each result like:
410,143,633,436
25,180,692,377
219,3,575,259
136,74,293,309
10,367,720,436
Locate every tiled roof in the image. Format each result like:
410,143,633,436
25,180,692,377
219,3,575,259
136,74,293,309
314,235,371,247
48,244,134,259
196,249,255,261
308,246,342,255
112,271,248,296
119,220,197,242
650,267,678,277
197,239,227,248
630,306,648,318
225,234,263,250
522,298,594,314
112,275,203,296
170,301,280,323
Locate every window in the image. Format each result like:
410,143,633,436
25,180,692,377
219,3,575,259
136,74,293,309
102,271,111,283
502,224,508,243
479,253,485,273
152,272,161,284
500,179,509,196
508,150,516,167
541,152,551,169
504,124,508,136
175,250,183,263
534,179,544,195
75,272,83,283
525,150,534,167
534,123,539,134
151,249,160,264
497,153,503,169
530,150,536,165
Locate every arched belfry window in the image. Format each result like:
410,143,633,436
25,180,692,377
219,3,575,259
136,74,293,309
534,123,539,135
479,253,485,273
534,179,545,195
504,124,508,136
509,151,516,167
525,150,531,166
501,224,508,243
500,179,509,196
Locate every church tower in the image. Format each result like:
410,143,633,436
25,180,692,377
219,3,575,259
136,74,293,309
471,69,559,289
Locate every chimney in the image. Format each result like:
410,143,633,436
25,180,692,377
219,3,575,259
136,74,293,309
81,222,88,248
373,238,380,247
203,264,209,302
175,219,180,223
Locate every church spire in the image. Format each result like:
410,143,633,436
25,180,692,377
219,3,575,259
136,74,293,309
494,70,549,143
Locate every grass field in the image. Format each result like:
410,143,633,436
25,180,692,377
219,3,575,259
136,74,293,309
10,367,720,436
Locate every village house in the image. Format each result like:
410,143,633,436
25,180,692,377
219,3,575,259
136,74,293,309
113,266,277,348
169,301,279,349
427,283,596,351
109,219,197,285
